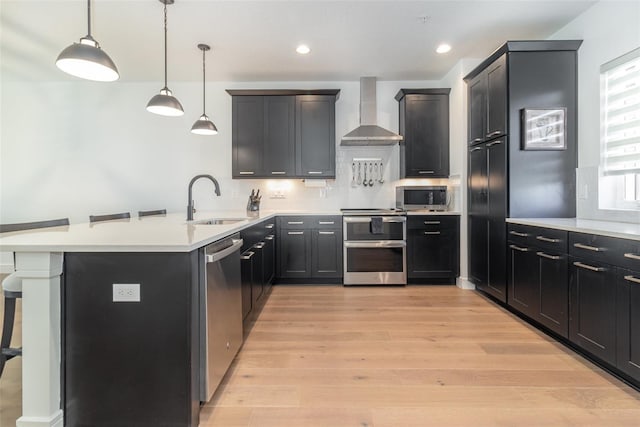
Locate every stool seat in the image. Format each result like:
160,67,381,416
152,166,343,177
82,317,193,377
2,273,22,294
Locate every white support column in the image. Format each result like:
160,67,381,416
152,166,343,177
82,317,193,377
14,252,64,427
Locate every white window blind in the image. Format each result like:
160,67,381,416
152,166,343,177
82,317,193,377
602,47,640,175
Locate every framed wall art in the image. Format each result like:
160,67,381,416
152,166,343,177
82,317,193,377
521,108,567,150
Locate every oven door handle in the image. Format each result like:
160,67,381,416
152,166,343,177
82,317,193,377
344,241,406,248
343,216,407,223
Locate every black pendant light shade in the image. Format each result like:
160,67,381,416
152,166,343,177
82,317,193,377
56,0,119,82
191,44,218,135
147,0,184,116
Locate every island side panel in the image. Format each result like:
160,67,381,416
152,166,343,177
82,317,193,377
62,251,200,427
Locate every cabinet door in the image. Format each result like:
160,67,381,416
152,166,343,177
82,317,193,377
264,96,295,177
263,235,275,290
311,229,343,278
486,139,507,302
408,225,458,279
569,257,617,365
537,251,569,338
508,244,538,319
240,251,253,320
251,244,264,306
468,145,487,216
295,95,336,178
403,94,449,178
486,54,507,139
468,73,486,144
278,229,312,278
617,268,640,383
232,96,264,177
468,215,488,290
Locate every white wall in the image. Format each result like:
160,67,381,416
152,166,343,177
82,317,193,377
550,0,640,223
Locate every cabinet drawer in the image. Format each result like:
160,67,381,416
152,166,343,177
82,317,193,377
278,216,310,229
407,216,458,230
311,216,342,229
569,232,624,265
530,227,568,253
617,239,640,271
507,224,533,246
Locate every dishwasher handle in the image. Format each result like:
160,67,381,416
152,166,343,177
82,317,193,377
206,238,243,263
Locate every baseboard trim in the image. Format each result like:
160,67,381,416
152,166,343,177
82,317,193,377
456,277,475,290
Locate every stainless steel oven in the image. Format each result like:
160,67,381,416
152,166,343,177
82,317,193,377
342,209,407,285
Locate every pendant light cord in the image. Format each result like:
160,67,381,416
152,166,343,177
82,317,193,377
87,0,92,36
163,2,168,89
202,48,206,113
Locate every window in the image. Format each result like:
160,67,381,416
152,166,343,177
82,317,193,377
600,47,640,208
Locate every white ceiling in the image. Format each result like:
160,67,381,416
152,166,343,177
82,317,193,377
1,0,597,82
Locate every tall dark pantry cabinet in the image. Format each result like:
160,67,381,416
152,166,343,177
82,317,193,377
465,40,582,302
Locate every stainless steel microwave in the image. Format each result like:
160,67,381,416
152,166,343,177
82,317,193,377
395,186,448,211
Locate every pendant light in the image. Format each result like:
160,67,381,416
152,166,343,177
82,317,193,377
146,0,184,116
191,44,218,135
55,0,119,82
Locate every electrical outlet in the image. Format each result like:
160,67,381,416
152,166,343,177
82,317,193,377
113,283,141,302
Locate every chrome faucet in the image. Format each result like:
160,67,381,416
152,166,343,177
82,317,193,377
187,174,221,221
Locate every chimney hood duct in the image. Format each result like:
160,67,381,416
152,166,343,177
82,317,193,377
341,77,403,146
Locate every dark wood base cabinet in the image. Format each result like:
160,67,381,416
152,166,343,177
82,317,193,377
407,215,459,282
506,223,640,389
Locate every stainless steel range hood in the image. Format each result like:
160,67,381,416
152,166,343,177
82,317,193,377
341,77,403,146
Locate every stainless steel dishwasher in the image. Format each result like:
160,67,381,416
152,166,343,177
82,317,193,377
200,234,244,402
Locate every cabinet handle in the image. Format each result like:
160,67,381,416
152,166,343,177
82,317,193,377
536,236,560,243
288,221,304,225
287,231,304,235
424,231,441,235
486,130,502,138
536,251,560,260
624,275,640,285
423,221,441,225
240,251,255,260
265,235,275,240
307,171,323,175
573,261,606,272
470,147,483,152
253,242,265,249
486,140,503,147
624,253,640,260
573,243,603,252
509,230,529,237
319,231,335,235
318,221,335,225
239,171,254,175
472,138,484,143
265,224,275,229
271,171,286,175
509,244,529,252
418,170,435,174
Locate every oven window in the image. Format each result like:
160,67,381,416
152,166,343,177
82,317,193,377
346,247,404,272
345,221,404,241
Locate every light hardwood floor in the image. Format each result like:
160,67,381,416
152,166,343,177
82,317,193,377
2,285,639,426
201,285,640,427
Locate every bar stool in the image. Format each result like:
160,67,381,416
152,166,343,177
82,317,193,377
138,209,166,218
0,217,70,377
89,212,131,223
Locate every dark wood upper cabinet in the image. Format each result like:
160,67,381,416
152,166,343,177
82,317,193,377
468,75,487,145
228,90,339,179
396,89,450,178
486,55,507,139
296,95,336,178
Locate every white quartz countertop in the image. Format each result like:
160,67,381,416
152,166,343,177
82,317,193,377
0,210,341,253
406,210,461,216
506,218,640,241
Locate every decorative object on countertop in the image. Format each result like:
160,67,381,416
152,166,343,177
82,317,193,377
521,108,567,150
56,0,119,82
187,174,221,221
191,44,218,135
247,189,261,215
146,0,184,117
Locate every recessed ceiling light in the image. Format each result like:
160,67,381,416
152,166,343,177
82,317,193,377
436,44,452,54
296,44,311,55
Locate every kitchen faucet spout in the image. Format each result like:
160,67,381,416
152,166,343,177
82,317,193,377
187,174,221,221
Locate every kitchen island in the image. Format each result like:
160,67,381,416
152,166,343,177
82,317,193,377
0,210,335,427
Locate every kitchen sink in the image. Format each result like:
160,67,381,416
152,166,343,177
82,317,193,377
192,218,249,225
